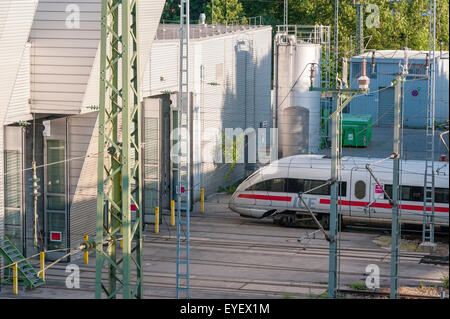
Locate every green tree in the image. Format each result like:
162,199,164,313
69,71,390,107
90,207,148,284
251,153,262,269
241,0,449,52
207,0,245,24
161,0,208,23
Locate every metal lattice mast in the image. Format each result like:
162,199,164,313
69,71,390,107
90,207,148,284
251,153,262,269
333,0,339,86
176,0,191,299
422,0,436,244
354,1,364,55
284,0,288,31
96,0,143,299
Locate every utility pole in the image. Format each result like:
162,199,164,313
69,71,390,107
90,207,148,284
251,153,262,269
310,59,370,298
96,0,143,299
390,74,403,299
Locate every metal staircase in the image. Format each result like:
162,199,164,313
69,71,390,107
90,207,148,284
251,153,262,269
0,237,44,289
175,0,191,299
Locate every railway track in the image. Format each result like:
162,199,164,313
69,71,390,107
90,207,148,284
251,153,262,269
2,264,443,299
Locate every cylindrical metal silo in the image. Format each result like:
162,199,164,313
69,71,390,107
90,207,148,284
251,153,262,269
290,43,322,153
278,106,309,158
275,38,322,158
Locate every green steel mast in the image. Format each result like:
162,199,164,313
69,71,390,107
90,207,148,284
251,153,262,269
96,0,143,299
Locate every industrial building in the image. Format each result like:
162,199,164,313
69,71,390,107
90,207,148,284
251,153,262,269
348,50,449,128
0,1,272,261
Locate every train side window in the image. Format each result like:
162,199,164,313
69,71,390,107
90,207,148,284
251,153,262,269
384,185,392,199
247,180,268,191
410,186,423,202
385,185,425,202
401,186,411,201
267,178,286,192
354,181,366,199
307,180,331,196
286,178,305,193
338,181,347,197
436,188,449,203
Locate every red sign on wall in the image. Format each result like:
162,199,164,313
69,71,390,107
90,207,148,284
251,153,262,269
50,231,62,242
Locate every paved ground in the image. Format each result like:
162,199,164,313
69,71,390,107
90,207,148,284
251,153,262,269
318,127,448,161
1,194,448,299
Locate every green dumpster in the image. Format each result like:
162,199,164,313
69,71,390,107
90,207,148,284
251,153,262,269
342,114,372,147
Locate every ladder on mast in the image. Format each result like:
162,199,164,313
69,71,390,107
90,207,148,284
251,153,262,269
176,0,191,299
422,0,436,245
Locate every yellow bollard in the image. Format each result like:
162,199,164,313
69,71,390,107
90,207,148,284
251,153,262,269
13,263,18,295
200,188,205,213
83,234,89,265
40,251,45,280
171,200,175,226
155,206,159,234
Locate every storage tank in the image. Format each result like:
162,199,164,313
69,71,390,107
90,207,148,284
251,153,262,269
275,35,322,158
278,106,309,157
291,43,321,153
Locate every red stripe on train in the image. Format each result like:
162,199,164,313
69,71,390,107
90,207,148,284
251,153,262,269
319,199,449,213
237,194,292,202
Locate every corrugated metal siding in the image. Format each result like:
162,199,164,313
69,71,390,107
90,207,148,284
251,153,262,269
68,112,99,249
69,1,165,245
5,43,32,125
0,0,38,264
30,0,101,114
81,0,166,113
142,42,179,97
29,0,166,115
67,112,97,205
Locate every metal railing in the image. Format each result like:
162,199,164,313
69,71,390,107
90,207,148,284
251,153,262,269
157,16,264,40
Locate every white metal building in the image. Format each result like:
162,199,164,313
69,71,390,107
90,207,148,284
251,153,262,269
349,50,449,128
1,1,272,260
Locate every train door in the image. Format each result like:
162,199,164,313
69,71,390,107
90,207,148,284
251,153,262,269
368,177,391,222
350,171,371,221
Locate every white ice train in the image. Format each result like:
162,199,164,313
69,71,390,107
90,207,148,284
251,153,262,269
229,155,449,229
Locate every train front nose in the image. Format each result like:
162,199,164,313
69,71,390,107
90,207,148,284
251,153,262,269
228,190,238,212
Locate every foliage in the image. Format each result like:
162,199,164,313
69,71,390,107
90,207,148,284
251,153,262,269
222,132,245,190
206,0,245,24
161,0,245,25
349,281,368,291
160,1,449,52
442,273,449,289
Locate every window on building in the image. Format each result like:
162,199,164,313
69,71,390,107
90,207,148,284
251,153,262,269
46,140,66,250
3,150,22,251
408,63,427,75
